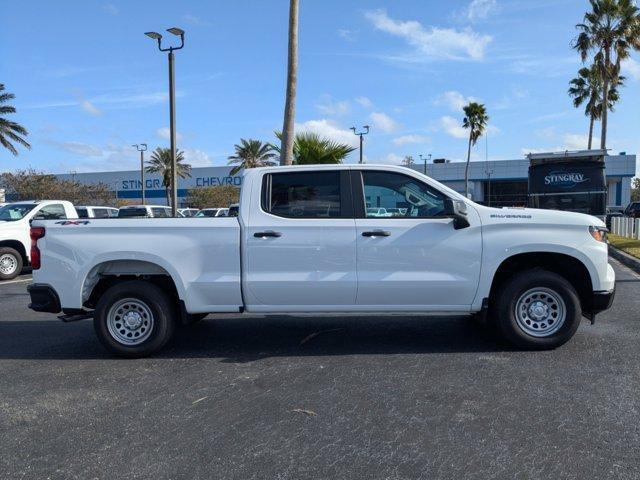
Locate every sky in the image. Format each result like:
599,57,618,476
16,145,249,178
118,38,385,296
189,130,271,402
1,0,639,174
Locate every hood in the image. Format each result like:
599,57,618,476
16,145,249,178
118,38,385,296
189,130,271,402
472,204,605,228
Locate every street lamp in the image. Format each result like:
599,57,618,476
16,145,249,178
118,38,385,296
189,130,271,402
350,125,370,164
419,153,432,175
132,144,148,205
145,27,185,216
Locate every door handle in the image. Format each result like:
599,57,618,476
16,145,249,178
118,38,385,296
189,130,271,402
254,231,282,238
362,230,391,237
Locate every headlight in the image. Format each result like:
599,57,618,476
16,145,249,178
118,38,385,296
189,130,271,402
589,226,608,243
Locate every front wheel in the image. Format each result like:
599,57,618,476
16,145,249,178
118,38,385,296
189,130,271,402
0,247,23,281
493,270,582,350
93,280,176,358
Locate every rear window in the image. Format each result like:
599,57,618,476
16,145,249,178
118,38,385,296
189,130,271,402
263,171,342,218
118,208,148,218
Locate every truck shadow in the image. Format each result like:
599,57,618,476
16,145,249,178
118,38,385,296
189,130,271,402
0,315,515,360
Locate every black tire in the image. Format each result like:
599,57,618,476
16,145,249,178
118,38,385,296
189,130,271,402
0,247,23,281
493,269,582,350
93,280,176,358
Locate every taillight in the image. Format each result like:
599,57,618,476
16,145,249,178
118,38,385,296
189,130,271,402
30,227,45,270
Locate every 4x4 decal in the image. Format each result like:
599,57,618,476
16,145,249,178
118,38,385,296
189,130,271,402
54,220,91,225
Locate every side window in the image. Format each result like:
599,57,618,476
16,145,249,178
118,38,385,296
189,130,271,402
76,208,88,218
33,204,67,220
264,171,342,218
151,208,168,218
93,209,109,218
362,171,446,218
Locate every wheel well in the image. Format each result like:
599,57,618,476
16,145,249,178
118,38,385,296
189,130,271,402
489,252,593,312
83,261,180,310
0,240,27,263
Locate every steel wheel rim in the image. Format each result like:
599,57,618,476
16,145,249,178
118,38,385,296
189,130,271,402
107,298,154,346
0,253,18,276
514,287,566,338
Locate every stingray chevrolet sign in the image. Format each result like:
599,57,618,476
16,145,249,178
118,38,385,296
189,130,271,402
544,171,590,189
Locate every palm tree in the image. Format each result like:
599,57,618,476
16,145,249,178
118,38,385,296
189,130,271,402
568,65,624,149
573,0,640,150
462,102,489,198
0,84,31,156
273,132,355,164
280,0,299,166
227,139,277,175
145,147,191,206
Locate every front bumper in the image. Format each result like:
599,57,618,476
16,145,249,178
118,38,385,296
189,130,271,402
27,283,61,313
591,288,616,315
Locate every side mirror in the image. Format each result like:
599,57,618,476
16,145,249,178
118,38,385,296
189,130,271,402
444,198,470,230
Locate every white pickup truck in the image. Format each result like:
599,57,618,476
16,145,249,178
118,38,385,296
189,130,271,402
0,200,77,280
27,165,615,357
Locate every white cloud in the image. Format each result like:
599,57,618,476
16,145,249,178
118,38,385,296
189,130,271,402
465,0,498,22
48,140,104,157
295,119,359,147
521,133,600,155
364,9,492,61
182,148,213,167
369,111,398,133
623,58,640,81
156,127,184,141
183,14,211,26
316,95,350,116
392,134,428,146
440,116,468,139
80,100,102,116
434,91,478,111
355,96,373,108
337,29,355,41
102,3,118,15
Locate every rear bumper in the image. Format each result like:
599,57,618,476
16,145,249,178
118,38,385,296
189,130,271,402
27,283,61,313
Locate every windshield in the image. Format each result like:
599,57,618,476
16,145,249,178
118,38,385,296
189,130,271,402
0,204,37,221
117,207,148,218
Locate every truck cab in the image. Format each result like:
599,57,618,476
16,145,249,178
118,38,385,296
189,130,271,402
0,200,77,280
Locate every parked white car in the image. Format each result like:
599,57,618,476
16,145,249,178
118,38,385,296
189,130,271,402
195,208,228,218
178,208,199,218
0,200,77,280
28,165,614,357
76,206,119,219
117,205,172,218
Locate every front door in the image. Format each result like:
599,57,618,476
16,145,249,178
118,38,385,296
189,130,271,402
243,169,357,310
353,169,482,310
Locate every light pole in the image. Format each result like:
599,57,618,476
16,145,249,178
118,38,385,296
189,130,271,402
419,153,432,175
132,144,147,205
145,27,185,216
350,125,370,164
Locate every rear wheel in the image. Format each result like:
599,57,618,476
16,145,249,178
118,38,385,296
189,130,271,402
493,270,582,349
0,247,23,280
93,280,176,357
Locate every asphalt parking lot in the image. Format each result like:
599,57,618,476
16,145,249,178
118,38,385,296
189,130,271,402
1,260,639,480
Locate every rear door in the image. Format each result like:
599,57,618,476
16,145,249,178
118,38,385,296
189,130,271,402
352,169,482,310
243,169,357,310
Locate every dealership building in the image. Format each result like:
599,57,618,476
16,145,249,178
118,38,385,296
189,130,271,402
56,153,636,209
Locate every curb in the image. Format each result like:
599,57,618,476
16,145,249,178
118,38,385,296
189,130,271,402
609,245,640,275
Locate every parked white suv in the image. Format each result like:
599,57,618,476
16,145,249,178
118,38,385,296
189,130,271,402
28,165,615,357
0,200,77,280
